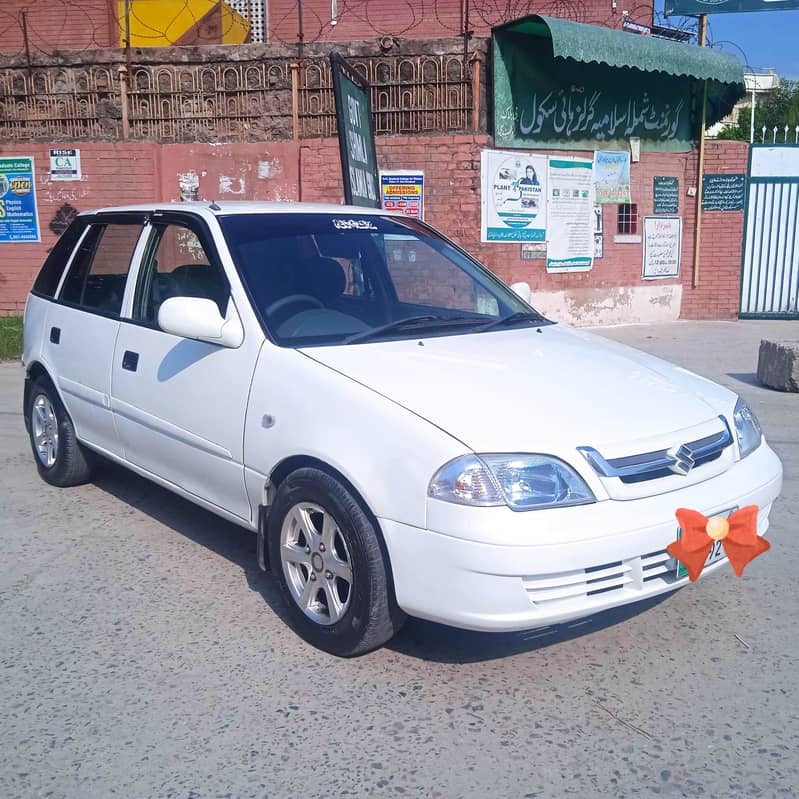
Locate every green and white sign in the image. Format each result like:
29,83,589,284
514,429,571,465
653,176,680,214
330,52,379,208
494,32,694,152
666,0,799,15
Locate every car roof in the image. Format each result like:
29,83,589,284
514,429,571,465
85,200,394,217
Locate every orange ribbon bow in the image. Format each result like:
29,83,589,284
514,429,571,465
667,505,769,582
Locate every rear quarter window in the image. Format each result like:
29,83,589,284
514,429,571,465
31,219,88,299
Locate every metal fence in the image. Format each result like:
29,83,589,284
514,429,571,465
0,42,484,143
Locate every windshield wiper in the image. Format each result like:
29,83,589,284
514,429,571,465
344,315,477,345
476,311,552,332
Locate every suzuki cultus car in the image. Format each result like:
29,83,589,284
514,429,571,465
23,202,782,656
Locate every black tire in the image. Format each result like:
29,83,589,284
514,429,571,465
268,467,405,657
25,375,94,487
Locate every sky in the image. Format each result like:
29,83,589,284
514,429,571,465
657,3,799,78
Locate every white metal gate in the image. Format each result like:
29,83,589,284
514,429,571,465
740,145,799,318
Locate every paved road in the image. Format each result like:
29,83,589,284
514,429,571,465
1,320,797,799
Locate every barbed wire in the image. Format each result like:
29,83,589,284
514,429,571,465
0,0,680,58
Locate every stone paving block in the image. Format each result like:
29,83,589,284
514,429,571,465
757,339,799,392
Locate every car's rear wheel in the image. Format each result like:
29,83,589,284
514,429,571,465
26,375,94,487
268,467,405,657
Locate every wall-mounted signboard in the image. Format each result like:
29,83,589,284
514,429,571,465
546,156,595,273
666,0,799,15
702,173,746,211
380,171,424,219
330,51,379,208
594,151,631,204
0,156,41,243
481,150,548,242
49,148,82,182
653,176,680,214
643,216,682,279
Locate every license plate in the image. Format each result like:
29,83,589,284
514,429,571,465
675,506,737,580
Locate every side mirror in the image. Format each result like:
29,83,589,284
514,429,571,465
158,296,244,348
510,281,532,304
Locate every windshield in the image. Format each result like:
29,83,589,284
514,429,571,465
219,213,551,347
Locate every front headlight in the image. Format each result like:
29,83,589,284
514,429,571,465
428,454,596,511
733,397,762,458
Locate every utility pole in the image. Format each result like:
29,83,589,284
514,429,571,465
692,14,708,290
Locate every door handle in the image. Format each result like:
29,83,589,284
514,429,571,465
49,327,60,344
122,350,139,372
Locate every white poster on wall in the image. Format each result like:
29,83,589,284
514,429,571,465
49,148,82,181
480,150,547,242
642,216,682,279
546,156,594,272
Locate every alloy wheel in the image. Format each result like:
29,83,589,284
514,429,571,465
279,502,353,625
31,394,59,468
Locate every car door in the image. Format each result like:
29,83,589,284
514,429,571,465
43,214,148,457
110,212,260,523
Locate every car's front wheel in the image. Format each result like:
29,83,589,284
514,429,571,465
26,375,94,487
268,468,405,657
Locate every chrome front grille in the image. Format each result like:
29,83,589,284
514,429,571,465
578,416,733,485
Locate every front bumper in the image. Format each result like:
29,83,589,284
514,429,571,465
379,441,783,632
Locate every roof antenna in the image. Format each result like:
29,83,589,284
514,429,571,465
209,200,221,211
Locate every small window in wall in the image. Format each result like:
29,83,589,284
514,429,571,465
617,203,638,235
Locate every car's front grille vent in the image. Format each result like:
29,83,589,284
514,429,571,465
577,417,733,484
523,552,682,611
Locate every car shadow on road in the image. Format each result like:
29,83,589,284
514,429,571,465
92,461,675,663
387,595,674,664
91,461,295,629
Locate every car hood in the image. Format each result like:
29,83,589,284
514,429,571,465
300,324,735,454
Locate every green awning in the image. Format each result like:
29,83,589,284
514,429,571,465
491,15,745,152
493,15,744,86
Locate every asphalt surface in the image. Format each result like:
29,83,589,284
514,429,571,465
1,319,797,799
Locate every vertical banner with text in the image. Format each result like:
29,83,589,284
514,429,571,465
330,52,380,208
0,156,41,243
546,157,595,272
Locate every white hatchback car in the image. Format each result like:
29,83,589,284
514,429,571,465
23,202,782,656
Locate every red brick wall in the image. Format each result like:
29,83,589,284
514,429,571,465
267,0,651,42
0,0,117,55
0,136,747,319
679,140,749,320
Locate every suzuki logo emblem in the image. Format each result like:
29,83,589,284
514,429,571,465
669,444,695,476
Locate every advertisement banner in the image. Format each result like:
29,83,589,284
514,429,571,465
380,171,424,219
594,151,631,204
481,150,547,242
0,156,41,243
49,148,82,182
666,0,799,14
643,216,682,279
546,157,595,273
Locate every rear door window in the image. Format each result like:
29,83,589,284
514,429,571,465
59,222,143,316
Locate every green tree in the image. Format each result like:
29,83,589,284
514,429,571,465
716,79,799,142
